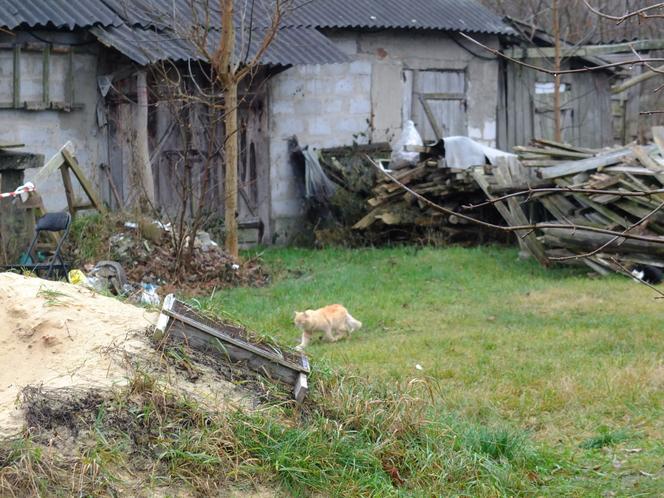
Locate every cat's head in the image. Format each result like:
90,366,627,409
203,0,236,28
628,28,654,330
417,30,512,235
293,310,310,328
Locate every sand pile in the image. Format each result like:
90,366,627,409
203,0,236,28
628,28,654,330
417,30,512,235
0,272,157,435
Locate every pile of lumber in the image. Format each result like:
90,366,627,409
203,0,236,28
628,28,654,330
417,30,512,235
318,144,507,244
315,131,664,276
351,161,482,229
508,132,664,274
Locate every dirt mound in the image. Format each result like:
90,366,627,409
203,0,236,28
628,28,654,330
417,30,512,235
0,273,254,436
0,272,157,435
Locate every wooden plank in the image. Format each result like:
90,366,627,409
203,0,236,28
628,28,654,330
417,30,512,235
167,320,300,386
531,138,599,154
556,178,631,228
653,126,664,157
67,49,74,107
163,306,309,373
418,94,443,140
540,227,664,255
505,39,664,59
471,165,549,265
514,146,592,159
633,145,664,173
537,146,643,180
612,65,664,94
42,46,50,105
294,373,308,404
61,148,107,213
31,141,70,184
60,166,77,215
421,92,465,101
157,295,310,401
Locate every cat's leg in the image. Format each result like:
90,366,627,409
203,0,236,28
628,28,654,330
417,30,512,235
295,330,312,351
323,325,340,342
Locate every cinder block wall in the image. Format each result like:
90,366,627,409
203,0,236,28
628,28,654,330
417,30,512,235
0,32,107,212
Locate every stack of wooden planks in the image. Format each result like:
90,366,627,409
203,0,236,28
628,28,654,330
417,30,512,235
510,130,664,274
317,144,508,244
351,161,482,230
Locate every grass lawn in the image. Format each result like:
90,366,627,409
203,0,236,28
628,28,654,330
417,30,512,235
204,245,664,496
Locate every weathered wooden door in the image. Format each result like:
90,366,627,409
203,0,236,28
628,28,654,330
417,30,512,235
404,69,467,141
237,91,270,246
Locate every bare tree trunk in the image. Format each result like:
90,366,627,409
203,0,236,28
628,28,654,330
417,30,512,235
215,0,240,258
135,70,156,208
552,0,562,142
224,82,239,257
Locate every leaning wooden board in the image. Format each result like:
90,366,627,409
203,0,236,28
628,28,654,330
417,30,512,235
156,295,310,402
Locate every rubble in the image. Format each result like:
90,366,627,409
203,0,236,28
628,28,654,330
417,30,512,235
67,216,270,296
510,134,664,275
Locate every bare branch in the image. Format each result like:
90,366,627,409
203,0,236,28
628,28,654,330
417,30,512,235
458,32,664,75
583,1,664,25
462,186,664,211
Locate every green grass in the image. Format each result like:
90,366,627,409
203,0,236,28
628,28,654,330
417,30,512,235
3,245,662,496
200,245,664,496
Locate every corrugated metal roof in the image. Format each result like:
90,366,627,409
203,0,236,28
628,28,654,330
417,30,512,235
90,24,349,66
283,0,512,34
0,0,121,29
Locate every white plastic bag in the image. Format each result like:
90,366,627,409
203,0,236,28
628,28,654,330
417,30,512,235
390,120,423,169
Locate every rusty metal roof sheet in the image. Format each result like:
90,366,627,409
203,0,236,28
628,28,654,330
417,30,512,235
0,0,121,29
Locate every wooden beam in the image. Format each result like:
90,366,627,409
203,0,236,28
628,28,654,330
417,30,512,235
418,94,443,141
42,45,50,105
61,147,107,214
13,45,20,108
294,373,308,404
32,141,72,184
536,146,651,180
67,49,74,107
60,165,77,215
611,64,664,94
505,39,664,59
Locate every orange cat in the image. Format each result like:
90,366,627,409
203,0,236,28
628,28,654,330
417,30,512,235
293,304,362,351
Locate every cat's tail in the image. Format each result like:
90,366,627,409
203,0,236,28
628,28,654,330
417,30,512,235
346,314,362,332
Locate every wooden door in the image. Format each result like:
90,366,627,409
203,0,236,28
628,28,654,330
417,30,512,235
405,69,467,141
237,90,270,245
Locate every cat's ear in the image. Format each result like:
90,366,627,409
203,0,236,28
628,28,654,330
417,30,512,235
303,311,310,317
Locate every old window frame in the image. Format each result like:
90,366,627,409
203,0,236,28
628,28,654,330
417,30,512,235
0,42,82,111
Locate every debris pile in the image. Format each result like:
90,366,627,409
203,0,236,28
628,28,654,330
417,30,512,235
315,142,509,245
68,216,270,296
510,136,664,274
308,127,664,276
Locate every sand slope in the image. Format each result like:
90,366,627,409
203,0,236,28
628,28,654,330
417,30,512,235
0,272,157,435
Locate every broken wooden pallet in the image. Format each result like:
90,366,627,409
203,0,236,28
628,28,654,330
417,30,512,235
156,295,310,402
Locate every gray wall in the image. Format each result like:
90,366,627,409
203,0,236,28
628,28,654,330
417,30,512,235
498,59,614,150
0,31,107,212
267,30,501,243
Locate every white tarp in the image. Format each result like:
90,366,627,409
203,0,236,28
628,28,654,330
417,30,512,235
443,136,516,169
